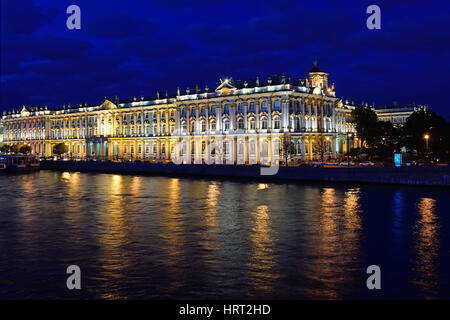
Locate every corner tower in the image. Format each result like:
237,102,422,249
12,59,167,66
308,61,328,90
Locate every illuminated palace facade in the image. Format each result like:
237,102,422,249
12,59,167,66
1,65,402,164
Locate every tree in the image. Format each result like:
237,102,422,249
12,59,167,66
351,106,401,160
280,133,295,165
19,144,32,154
0,144,11,154
53,143,68,159
351,106,379,148
312,134,329,164
401,109,450,160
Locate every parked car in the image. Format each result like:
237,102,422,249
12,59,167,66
359,161,374,166
339,161,355,166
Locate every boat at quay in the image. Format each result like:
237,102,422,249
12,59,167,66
0,155,40,172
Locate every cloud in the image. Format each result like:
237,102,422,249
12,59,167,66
1,0,57,35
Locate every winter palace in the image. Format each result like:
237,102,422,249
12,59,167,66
0,64,418,164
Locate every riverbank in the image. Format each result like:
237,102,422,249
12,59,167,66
40,160,450,187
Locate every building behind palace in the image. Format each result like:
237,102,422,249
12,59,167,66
0,64,425,164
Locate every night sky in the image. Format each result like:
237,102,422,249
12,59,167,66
1,0,449,119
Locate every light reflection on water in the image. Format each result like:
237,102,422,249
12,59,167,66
0,171,449,299
412,197,439,299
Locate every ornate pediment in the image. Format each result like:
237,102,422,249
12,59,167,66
101,99,117,110
20,106,30,117
215,78,236,95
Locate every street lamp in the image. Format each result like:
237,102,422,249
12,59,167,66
424,134,430,155
325,136,330,161
347,133,353,167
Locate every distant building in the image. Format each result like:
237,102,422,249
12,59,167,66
375,105,426,127
0,63,420,162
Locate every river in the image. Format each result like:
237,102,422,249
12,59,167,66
0,171,449,299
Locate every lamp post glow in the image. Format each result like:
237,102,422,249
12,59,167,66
347,133,353,167
326,137,330,160
424,134,429,155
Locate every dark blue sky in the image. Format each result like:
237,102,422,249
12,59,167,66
1,0,450,119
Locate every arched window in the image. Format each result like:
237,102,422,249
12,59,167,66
273,116,281,129
223,118,230,131
296,117,301,131
261,140,268,157
237,118,244,130
238,141,244,154
201,120,206,132
210,119,216,131
261,117,268,130
250,140,256,154
181,120,187,133
249,118,256,130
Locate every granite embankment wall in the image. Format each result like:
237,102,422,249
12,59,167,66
41,160,450,187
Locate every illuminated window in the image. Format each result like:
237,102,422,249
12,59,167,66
273,116,281,129
261,117,268,129
249,118,256,130
223,119,230,131
237,118,244,130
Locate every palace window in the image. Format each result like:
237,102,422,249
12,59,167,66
261,101,268,112
249,102,256,113
237,103,244,114
210,119,216,131
273,116,281,129
223,119,230,131
261,117,268,130
224,141,229,154
238,141,244,154
273,100,281,111
237,118,244,130
250,141,256,154
201,120,206,133
249,118,256,130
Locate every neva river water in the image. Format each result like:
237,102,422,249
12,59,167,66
0,171,449,299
